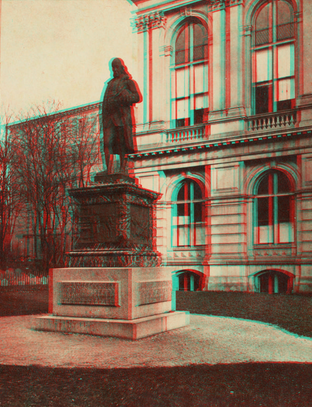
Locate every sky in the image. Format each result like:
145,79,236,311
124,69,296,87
0,0,137,116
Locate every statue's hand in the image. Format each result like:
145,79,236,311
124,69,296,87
119,89,133,105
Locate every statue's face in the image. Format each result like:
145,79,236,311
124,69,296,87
112,61,123,78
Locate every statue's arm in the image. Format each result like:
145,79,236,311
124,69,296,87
128,80,140,104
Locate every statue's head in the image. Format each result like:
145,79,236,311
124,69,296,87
111,58,126,78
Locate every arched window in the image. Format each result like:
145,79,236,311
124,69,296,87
172,179,205,247
254,170,294,244
257,270,293,294
171,20,208,128
178,271,201,291
252,0,295,114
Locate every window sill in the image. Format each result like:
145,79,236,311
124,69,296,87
253,243,294,248
172,246,206,251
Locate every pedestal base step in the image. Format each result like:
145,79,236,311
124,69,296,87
33,311,190,340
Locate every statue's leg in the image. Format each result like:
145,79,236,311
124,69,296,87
117,127,127,174
103,127,115,173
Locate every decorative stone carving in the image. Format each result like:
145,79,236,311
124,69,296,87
66,173,162,268
134,11,166,33
295,11,302,22
243,25,252,37
180,6,192,17
209,0,226,11
208,0,244,10
228,0,244,5
68,251,161,268
254,247,292,257
159,45,173,57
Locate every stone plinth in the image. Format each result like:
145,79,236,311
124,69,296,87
33,173,190,340
33,267,190,340
66,173,161,268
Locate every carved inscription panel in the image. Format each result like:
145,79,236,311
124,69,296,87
60,282,119,306
137,281,172,306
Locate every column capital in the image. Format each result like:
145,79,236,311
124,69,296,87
133,11,167,33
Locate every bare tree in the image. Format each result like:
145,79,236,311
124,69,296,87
0,111,21,269
69,114,100,188
11,102,100,273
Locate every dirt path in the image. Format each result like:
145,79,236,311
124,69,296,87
0,314,311,368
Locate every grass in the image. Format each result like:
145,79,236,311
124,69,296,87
0,289,311,406
0,288,48,317
176,291,312,338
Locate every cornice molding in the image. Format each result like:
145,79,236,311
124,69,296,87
7,102,101,130
129,130,312,160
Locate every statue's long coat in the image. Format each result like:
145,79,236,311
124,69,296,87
102,74,140,154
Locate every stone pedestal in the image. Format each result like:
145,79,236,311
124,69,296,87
33,267,190,340
66,173,161,268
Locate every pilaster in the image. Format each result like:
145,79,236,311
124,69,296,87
133,11,167,130
210,2,226,115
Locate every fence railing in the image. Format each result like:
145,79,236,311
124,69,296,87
247,110,297,132
0,271,48,287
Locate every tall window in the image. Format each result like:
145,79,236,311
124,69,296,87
172,179,205,247
252,0,295,114
171,20,208,128
254,170,294,244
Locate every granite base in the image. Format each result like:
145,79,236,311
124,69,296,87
33,311,190,340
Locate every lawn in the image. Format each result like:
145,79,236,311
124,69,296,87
176,291,312,338
0,287,48,316
0,289,311,406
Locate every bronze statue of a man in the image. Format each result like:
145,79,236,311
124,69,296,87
101,58,141,174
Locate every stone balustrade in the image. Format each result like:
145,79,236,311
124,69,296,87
247,110,297,132
165,124,206,144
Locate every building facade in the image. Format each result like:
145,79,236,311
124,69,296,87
127,0,312,293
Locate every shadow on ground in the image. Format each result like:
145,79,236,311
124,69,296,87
0,363,311,407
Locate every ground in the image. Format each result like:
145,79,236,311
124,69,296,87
0,288,311,407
